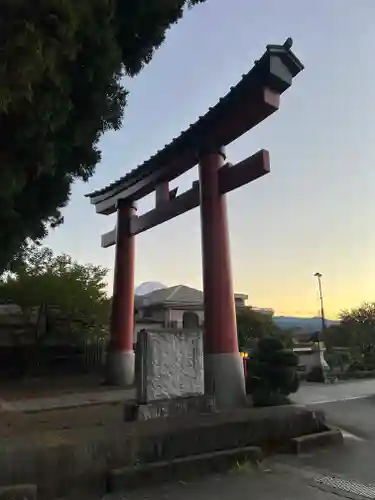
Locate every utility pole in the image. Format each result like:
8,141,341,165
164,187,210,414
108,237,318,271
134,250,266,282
314,272,326,343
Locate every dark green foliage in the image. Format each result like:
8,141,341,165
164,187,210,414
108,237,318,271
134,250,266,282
0,0,206,273
339,302,375,354
340,369,375,380
236,308,278,351
246,337,300,406
305,366,325,383
322,302,375,376
236,307,294,354
0,243,110,346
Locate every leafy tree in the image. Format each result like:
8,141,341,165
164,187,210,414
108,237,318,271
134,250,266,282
277,328,295,349
0,243,110,348
323,324,355,351
320,303,375,372
339,302,375,352
0,0,206,273
325,348,352,373
246,337,299,406
236,308,278,351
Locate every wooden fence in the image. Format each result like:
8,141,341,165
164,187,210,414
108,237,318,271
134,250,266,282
83,339,108,370
0,303,109,379
0,339,108,379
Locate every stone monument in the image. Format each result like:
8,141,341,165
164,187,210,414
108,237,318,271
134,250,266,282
124,329,215,421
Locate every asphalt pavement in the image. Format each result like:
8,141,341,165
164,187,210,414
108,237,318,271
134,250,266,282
280,382,375,488
294,379,375,406
293,380,375,440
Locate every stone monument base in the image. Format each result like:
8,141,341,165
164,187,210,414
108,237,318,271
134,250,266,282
124,395,215,422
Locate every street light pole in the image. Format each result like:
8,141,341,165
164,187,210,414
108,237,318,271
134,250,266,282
314,272,326,343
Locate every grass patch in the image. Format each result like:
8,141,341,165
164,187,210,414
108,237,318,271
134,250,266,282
228,460,258,475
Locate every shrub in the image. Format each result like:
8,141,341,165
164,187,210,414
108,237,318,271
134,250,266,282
348,360,365,372
305,366,326,383
341,369,375,380
246,337,300,406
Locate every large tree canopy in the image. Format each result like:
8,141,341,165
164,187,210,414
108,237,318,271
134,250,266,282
0,0,205,273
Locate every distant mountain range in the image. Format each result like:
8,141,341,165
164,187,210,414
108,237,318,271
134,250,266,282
273,316,339,332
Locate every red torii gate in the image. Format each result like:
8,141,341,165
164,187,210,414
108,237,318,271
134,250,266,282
86,39,304,409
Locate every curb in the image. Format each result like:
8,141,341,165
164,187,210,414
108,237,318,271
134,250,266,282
18,400,122,415
0,484,37,500
291,428,344,454
108,446,263,493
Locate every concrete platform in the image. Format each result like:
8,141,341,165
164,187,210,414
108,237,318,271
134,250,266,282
104,460,343,500
0,405,328,500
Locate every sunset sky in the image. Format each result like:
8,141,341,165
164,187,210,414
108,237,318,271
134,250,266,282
45,0,375,319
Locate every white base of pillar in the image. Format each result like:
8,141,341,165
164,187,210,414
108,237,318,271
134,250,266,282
107,350,135,387
204,352,247,410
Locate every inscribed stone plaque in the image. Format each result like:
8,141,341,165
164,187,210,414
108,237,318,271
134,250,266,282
136,329,204,403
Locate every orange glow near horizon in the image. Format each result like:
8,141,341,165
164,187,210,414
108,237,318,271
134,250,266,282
105,272,373,320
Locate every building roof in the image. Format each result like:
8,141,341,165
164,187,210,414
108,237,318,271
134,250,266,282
86,39,304,211
135,285,253,310
136,285,204,307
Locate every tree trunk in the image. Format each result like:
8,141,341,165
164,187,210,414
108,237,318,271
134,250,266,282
25,303,51,376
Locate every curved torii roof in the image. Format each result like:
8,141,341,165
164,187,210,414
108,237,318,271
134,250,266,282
86,39,304,215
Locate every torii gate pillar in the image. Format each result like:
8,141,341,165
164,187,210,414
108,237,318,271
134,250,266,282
107,200,136,386
199,146,247,408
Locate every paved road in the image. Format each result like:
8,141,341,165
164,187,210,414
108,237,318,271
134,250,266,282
294,379,375,406
293,380,375,442
281,382,375,489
